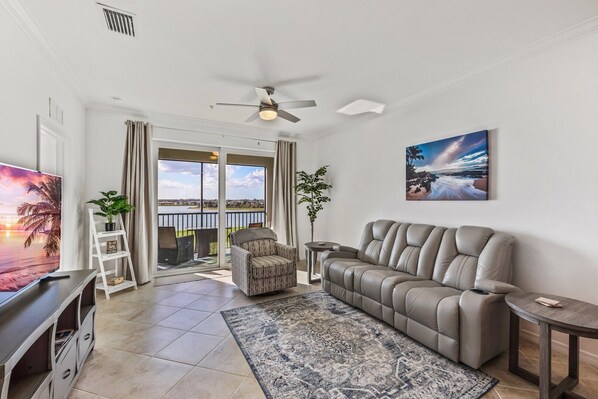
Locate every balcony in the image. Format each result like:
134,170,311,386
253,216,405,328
157,210,266,271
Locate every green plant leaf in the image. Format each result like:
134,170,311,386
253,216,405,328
295,166,332,237
88,190,134,221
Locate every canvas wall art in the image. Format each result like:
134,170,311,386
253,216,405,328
0,163,62,291
406,130,489,201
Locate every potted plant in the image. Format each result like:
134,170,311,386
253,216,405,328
295,165,332,242
87,191,135,231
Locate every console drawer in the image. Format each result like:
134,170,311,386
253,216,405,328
33,381,51,399
78,313,94,366
53,343,77,399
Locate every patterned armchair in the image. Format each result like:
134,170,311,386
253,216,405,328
230,228,297,296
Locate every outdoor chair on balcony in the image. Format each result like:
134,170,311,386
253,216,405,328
158,226,194,266
230,228,297,296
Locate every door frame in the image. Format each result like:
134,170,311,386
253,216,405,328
152,139,274,274
153,140,225,275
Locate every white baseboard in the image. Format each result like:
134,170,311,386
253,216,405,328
521,328,598,367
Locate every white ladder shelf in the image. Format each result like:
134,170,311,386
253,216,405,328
88,209,137,299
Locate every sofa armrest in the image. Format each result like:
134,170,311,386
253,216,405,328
320,250,357,265
332,245,358,254
475,279,520,294
275,243,297,262
459,290,510,368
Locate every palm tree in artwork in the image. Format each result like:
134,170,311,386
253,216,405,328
16,176,61,256
406,145,425,181
406,146,424,166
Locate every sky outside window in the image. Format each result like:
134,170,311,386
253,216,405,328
158,160,265,200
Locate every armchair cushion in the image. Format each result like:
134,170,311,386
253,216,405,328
240,239,277,257
252,255,295,278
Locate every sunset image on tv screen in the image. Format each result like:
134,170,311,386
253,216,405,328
0,163,61,292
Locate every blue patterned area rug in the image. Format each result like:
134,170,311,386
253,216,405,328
221,291,498,399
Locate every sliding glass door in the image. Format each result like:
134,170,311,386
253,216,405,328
223,153,273,266
156,148,220,274
155,145,273,273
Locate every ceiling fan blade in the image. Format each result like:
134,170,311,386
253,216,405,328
277,110,300,123
245,111,260,122
254,87,272,105
216,103,259,108
270,75,320,87
277,100,317,110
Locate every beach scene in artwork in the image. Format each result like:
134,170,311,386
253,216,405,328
406,130,489,201
0,164,61,292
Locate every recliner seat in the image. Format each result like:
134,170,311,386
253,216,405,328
321,219,516,369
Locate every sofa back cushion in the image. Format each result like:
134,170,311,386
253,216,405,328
432,226,513,290
357,220,398,265
240,239,277,257
388,224,445,278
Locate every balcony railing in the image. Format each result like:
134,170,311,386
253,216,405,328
157,210,266,247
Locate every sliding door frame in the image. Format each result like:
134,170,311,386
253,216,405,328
153,139,275,274
153,140,224,275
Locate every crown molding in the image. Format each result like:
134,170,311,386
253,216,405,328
313,14,598,139
1,0,89,105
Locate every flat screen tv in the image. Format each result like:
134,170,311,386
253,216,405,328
0,162,61,306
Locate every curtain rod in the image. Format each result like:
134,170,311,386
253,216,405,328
124,121,278,144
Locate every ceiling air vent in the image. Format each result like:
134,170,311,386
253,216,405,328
337,99,385,116
97,3,136,37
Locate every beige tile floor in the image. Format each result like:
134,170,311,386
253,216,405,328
70,265,598,399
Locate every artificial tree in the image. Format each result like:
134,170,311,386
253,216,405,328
295,165,332,242
87,191,135,231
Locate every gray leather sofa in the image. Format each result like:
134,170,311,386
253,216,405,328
321,220,517,369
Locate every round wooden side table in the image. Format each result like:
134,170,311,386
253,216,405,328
304,241,338,284
506,292,598,399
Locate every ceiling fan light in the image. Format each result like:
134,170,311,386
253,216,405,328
259,108,278,121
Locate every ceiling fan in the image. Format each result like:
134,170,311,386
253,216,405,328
216,87,316,123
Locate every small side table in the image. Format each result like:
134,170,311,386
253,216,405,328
304,241,338,284
506,292,598,399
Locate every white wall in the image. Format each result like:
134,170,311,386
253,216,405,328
85,109,314,258
0,5,87,270
313,33,598,356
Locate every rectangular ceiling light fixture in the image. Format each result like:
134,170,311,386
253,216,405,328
97,3,136,37
337,99,386,116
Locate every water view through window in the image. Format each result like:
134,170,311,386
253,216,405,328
157,158,266,271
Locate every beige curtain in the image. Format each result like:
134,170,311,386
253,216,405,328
121,121,156,284
271,140,298,246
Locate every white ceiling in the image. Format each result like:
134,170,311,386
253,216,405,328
18,0,598,136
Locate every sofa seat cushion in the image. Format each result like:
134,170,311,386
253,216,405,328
355,268,424,306
324,259,379,290
322,258,361,281
251,255,294,279
392,280,444,315
405,286,462,340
